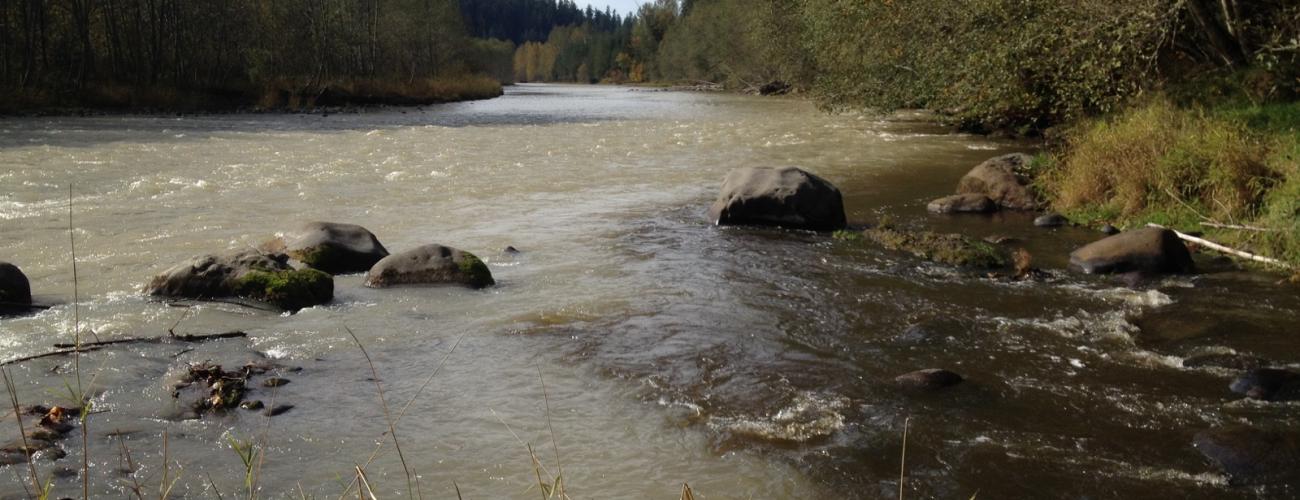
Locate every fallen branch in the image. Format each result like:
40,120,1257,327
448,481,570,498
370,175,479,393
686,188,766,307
1,346,108,367
52,331,248,349
1199,221,1278,232
1148,223,1293,268
0,301,52,309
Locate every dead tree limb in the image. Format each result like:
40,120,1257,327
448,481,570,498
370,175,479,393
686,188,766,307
1148,223,1293,268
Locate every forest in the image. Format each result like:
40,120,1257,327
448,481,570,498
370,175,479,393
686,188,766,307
0,0,513,110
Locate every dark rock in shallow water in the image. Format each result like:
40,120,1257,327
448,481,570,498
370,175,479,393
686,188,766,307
273,221,389,274
926,194,996,214
504,246,521,254
1194,427,1300,484
709,166,847,231
1069,227,1194,275
955,153,1040,210
1230,368,1300,401
1033,213,1069,228
262,377,290,388
265,404,295,417
894,369,964,390
1182,353,1265,371
1100,223,1120,235
0,261,33,314
146,250,333,310
365,244,494,289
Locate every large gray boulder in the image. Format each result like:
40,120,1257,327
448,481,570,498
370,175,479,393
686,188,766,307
926,194,996,214
1069,227,1194,274
708,167,846,231
364,244,494,289
270,221,389,274
146,250,333,310
956,153,1040,210
1,261,32,313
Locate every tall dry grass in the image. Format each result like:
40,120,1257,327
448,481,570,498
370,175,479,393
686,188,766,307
1038,95,1300,267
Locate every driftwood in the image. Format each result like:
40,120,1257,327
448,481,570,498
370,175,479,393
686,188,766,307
0,301,52,309
1199,221,1278,232
1148,223,1293,268
0,346,109,366
52,331,248,349
1,332,248,367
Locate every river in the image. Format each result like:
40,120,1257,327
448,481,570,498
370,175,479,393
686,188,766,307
2,84,1298,498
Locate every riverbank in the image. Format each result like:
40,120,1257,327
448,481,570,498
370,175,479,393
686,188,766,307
0,76,504,116
1033,91,1300,273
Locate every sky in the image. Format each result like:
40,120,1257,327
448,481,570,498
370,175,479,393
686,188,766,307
580,0,644,16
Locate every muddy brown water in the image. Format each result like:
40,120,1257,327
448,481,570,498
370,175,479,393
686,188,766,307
2,84,1299,498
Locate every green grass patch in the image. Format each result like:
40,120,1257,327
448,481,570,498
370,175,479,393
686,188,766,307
1038,92,1300,268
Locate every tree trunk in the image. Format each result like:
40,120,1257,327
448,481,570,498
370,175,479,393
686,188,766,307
1186,0,1247,66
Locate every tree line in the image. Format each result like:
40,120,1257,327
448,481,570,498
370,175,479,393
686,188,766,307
0,0,509,109
660,0,1298,130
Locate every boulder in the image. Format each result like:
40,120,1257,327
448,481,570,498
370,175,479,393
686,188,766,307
272,221,389,274
955,153,1040,210
364,244,494,289
894,369,964,390
1230,369,1300,401
709,167,846,231
1069,227,1194,275
864,227,1008,269
1194,427,1300,484
926,194,996,214
0,261,32,312
1033,213,1069,228
146,250,333,310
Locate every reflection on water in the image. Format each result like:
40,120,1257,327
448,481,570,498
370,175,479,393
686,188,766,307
2,84,1298,498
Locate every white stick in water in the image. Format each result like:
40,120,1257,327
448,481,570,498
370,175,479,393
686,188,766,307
1146,223,1292,269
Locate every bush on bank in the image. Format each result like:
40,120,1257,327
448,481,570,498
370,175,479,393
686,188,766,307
1037,90,1300,266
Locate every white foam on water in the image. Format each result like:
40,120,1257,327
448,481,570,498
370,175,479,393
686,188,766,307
709,391,848,442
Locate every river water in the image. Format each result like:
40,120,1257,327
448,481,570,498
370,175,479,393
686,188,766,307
1,84,1298,498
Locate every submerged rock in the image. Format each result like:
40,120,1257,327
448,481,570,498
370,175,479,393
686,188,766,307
364,244,494,289
894,369,964,390
1194,427,1300,485
146,250,333,310
1033,213,1069,228
955,153,1040,210
864,227,1008,269
1069,227,1194,275
926,194,996,214
709,166,847,231
0,261,32,313
1230,368,1300,401
271,221,389,274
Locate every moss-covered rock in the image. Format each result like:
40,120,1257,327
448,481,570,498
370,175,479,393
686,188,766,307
231,269,334,310
146,250,333,311
365,244,495,289
863,227,1008,269
278,221,389,275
